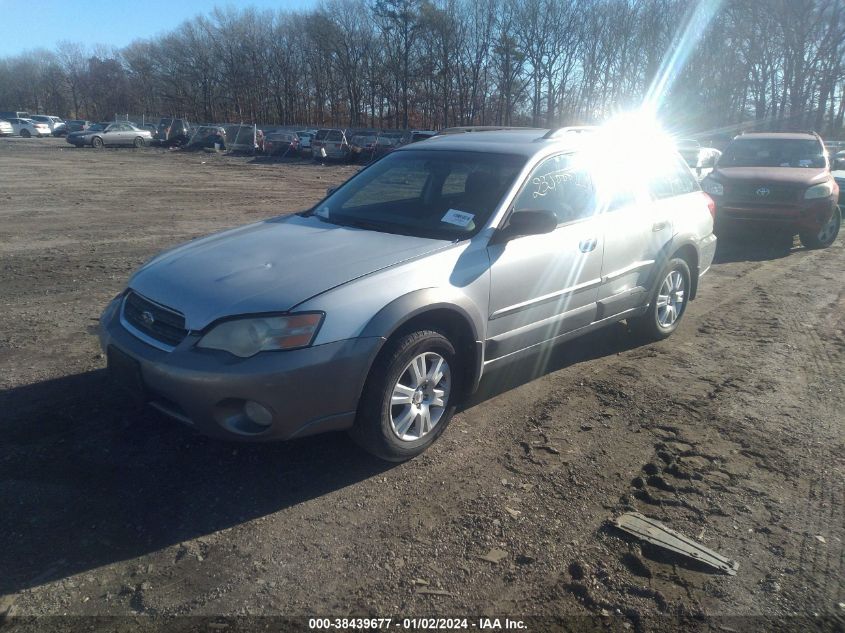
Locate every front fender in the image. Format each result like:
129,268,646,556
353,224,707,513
361,289,487,394
360,288,484,341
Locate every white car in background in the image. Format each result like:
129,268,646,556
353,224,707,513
296,130,316,153
0,119,12,136
30,115,66,136
9,118,51,138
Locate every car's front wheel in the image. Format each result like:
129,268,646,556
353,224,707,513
92,136,104,149
133,136,145,148
629,257,691,341
799,206,840,249
351,330,460,462
20,129,30,138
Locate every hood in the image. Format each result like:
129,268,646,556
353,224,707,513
711,166,829,187
128,214,453,330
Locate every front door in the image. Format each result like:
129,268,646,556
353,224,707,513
486,154,603,362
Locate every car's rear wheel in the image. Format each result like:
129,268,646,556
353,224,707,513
92,136,104,149
133,136,145,148
351,330,460,462
20,129,30,138
799,206,840,249
629,257,691,341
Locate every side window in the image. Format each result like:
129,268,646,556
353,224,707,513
512,154,593,224
650,157,699,199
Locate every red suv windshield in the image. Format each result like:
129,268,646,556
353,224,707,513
720,138,825,168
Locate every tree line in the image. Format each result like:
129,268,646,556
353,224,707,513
0,0,843,138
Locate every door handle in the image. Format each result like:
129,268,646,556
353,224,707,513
652,221,668,232
579,237,598,253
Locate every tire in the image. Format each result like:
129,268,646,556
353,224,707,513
629,257,692,341
350,330,461,462
91,136,104,149
133,136,145,148
799,206,840,249
20,129,31,138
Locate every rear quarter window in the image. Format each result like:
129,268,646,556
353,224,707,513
650,157,700,199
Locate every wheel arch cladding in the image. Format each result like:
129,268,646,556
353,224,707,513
361,289,485,395
648,240,699,302
671,243,699,299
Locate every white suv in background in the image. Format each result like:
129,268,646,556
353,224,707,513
0,119,13,136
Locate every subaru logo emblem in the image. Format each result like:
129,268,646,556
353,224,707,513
756,187,770,197
141,310,155,327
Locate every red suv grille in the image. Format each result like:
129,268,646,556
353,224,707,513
726,183,799,204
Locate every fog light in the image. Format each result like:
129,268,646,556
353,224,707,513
244,401,273,427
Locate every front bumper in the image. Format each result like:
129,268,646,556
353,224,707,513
98,297,383,441
714,195,837,233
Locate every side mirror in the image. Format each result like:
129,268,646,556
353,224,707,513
501,209,558,240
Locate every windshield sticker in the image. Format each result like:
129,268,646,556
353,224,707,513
315,206,330,219
441,209,475,227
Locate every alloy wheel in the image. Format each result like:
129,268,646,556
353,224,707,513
389,352,451,441
656,270,686,328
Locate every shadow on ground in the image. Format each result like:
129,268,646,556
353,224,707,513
1,320,645,596
712,228,800,264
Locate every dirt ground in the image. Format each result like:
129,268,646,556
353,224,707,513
1,137,843,632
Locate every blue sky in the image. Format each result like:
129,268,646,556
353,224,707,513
0,0,318,57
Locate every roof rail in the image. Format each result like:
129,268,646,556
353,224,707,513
541,125,599,139
433,126,534,136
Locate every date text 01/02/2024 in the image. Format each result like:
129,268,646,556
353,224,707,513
308,617,527,630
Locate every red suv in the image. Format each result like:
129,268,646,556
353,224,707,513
702,132,840,248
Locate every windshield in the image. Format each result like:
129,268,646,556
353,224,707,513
305,149,525,239
720,139,825,168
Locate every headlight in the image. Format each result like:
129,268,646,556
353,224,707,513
804,182,833,199
701,178,723,196
197,313,323,357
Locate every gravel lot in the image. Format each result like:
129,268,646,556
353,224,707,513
1,137,843,631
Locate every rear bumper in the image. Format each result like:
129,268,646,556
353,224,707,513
715,196,837,233
98,297,382,442
698,233,717,276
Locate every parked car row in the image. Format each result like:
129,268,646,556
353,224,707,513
0,111,75,137
310,128,435,163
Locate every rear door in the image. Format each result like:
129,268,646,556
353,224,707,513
595,155,697,317
486,153,604,361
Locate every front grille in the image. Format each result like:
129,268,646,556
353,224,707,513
726,183,799,204
122,291,187,347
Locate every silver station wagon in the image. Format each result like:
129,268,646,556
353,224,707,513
100,126,717,461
